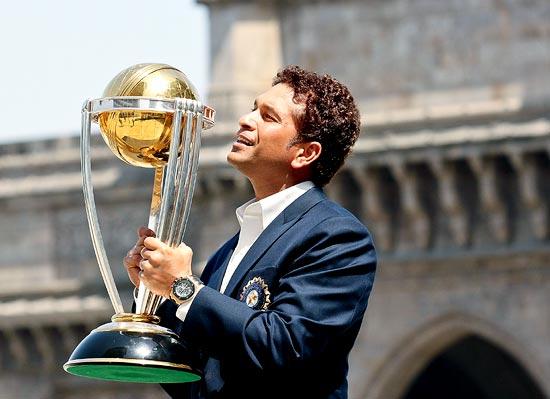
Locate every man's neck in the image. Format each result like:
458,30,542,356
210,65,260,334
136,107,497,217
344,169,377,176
253,183,291,201
251,176,308,200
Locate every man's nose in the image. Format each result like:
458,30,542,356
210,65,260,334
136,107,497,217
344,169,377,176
238,110,256,130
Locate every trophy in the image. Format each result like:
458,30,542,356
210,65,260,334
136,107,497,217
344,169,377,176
63,63,215,383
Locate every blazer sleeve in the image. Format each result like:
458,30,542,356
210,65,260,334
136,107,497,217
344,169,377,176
179,215,377,373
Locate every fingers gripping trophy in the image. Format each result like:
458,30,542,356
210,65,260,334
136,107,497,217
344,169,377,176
63,64,215,383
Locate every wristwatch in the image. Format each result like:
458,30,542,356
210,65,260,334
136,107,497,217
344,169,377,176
169,275,203,305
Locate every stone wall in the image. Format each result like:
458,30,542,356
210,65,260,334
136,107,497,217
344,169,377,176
280,0,550,108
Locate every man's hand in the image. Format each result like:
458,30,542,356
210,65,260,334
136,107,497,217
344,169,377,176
140,237,194,298
123,226,155,288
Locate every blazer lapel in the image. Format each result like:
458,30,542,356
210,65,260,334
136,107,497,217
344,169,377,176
223,187,326,297
205,233,239,291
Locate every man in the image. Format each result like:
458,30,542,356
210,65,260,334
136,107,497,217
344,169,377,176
124,65,377,398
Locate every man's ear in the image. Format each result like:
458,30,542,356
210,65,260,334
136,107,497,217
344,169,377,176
291,141,322,169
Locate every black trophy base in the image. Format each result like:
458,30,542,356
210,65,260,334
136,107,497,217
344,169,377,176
64,316,200,384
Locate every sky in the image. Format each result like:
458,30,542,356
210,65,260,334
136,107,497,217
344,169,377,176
0,0,208,144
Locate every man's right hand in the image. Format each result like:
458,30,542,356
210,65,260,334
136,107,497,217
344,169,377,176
123,226,155,287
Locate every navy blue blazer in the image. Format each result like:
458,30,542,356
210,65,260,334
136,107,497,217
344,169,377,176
158,187,377,399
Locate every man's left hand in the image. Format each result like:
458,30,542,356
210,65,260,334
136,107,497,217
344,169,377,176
140,237,194,298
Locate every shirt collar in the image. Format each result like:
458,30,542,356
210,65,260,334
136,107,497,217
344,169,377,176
235,181,315,230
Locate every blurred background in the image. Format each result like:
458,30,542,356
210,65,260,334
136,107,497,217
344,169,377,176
0,0,549,398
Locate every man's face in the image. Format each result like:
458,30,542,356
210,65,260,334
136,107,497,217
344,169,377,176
227,83,304,181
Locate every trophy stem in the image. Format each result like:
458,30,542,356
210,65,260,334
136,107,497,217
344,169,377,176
134,167,165,314
148,167,164,230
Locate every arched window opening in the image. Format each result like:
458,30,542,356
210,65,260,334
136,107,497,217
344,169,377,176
403,335,544,399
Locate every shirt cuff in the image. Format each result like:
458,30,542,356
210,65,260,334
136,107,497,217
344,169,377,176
175,285,203,322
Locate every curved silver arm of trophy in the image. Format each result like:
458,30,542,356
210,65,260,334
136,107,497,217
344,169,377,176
80,99,125,315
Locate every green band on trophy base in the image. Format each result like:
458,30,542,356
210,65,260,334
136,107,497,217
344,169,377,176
65,364,201,384
63,322,201,383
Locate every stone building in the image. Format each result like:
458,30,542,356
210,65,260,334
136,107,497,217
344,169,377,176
1,0,549,398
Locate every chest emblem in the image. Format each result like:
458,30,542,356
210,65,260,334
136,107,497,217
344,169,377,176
240,277,271,310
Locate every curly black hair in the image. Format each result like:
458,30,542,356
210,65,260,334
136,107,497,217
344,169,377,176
272,65,361,187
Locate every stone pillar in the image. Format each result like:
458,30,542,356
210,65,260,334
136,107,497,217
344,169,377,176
509,152,549,240
468,157,511,244
199,0,283,133
390,162,432,251
350,166,394,252
429,159,470,247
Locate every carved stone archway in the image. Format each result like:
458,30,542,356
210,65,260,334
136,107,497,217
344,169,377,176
361,312,549,399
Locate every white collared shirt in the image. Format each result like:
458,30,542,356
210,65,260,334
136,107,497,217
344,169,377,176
220,180,315,293
176,181,315,321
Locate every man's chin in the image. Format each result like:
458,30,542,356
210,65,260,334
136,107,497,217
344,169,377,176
226,152,252,175
226,151,244,168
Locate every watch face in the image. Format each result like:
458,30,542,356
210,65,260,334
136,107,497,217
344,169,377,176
174,278,195,300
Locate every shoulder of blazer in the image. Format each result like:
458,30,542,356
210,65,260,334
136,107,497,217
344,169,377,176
281,186,327,223
285,187,366,229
